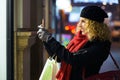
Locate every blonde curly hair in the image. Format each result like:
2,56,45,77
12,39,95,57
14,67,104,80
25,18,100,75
84,18,111,41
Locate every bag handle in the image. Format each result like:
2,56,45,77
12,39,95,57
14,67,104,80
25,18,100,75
109,52,120,70
49,54,57,62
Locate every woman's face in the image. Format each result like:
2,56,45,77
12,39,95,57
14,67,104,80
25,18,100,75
76,17,87,35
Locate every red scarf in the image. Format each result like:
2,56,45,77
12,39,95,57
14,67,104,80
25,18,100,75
56,31,88,80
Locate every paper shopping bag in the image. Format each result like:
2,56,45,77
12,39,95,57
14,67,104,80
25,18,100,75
39,57,59,80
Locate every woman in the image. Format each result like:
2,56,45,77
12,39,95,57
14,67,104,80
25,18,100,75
37,6,111,80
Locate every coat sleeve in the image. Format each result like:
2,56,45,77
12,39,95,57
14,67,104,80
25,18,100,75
43,42,61,62
45,38,110,66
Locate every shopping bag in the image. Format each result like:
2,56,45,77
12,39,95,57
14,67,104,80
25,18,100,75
39,57,59,80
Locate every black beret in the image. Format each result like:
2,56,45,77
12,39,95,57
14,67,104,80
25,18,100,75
80,6,108,23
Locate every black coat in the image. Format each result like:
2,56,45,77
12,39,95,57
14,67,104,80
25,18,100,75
43,38,111,80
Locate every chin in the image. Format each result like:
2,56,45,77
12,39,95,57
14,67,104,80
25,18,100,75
82,32,87,35
81,32,84,35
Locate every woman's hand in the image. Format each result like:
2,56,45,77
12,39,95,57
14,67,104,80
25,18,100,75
37,19,52,42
